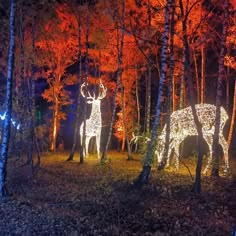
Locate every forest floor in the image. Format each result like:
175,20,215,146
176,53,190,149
0,151,236,235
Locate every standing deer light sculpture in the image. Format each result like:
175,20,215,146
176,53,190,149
156,104,229,174
80,82,107,159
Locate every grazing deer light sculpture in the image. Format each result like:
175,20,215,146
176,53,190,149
80,82,107,159
156,104,229,174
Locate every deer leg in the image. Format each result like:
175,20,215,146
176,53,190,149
163,140,174,167
80,123,86,157
173,141,180,171
85,137,90,157
203,135,213,175
219,134,229,173
96,132,101,159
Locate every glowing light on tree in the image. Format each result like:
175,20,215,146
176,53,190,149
0,112,20,130
156,104,229,174
80,82,107,159
130,132,150,151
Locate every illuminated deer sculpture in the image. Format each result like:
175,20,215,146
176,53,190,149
156,104,229,174
80,82,107,159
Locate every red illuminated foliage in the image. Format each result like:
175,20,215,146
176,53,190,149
36,3,78,151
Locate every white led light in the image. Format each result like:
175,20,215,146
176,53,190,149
0,112,20,130
156,104,229,174
80,82,107,159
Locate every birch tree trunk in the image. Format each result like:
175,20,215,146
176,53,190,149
212,0,229,177
158,0,175,169
136,0,172,184
0,0,15,197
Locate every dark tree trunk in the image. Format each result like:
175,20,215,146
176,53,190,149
145,0,152,135
16,7,25,162
101,0,125,162
68,15,82,162
193,49,200,104
31,16,41,168
120,84,133,160
0,0,15,197
212,0,229,176
134,64,140,152
136,0,172,185
179,0,205,193
227,80,236,147
28,15,41,169
200,45,205,104
179,48,186,109
81,6,90,164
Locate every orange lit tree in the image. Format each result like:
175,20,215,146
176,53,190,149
36,4,78,152
225,20,236,148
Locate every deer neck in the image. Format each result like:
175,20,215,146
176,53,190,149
89,103,101,122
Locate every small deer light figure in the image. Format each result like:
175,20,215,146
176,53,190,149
80,82,107,159
156,104,229,174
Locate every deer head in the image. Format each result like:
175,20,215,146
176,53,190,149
80,82,107,104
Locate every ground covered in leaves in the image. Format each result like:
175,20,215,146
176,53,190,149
1,151,236,235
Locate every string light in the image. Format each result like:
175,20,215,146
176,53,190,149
156,104,229,174
0,112,20,130
80,82,107,159
130,132,150,145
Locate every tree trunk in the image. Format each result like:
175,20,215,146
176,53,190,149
158,1,175,169
0,0,15,197
67,15,82,161
200,45,205,104
145,70,151,134
145,0,152,135
172,74,176,112
28,15,41,168
193,49,200,104
227,80,236,147
136,0,172,185
179,0,205,193
101,0,125,162
212,0,229,177
51,98,59,152
16,7,25,162
179,51,186,109
120,84,133,160
32,15,41,168
81,7,90,164
134,64,140,152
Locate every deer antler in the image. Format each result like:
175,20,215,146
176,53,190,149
98,82,107,100
81,82,95,100
80,82,87,98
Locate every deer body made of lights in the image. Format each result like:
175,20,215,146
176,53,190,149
156,104,229,174
80,82,107,159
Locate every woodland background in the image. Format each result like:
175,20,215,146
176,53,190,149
0,0,235,156
0,0,235,233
